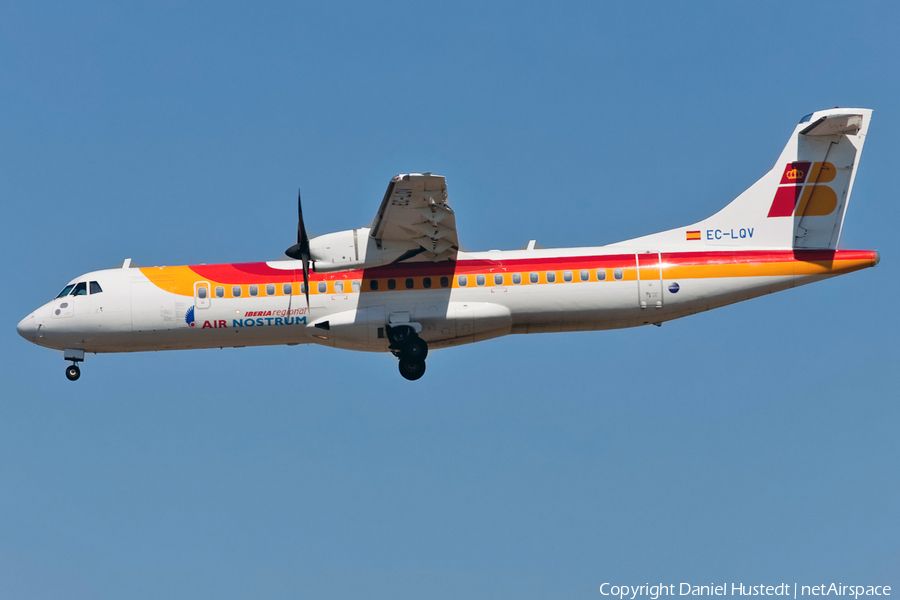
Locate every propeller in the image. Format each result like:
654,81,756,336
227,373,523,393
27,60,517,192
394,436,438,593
284,190,311,307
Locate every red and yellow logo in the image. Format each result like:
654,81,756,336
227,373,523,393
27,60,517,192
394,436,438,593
768,162,838,218
780,162,810,184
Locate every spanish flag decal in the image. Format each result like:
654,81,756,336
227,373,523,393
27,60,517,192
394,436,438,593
686,230,701,241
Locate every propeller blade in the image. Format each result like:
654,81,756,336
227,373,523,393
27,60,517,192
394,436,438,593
302,256,310,308
297,190,309,252
284,189,312,308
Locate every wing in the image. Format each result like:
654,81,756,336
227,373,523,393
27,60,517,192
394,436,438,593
370,173,459,262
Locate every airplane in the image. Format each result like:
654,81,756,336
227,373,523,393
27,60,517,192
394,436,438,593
17,108,879,381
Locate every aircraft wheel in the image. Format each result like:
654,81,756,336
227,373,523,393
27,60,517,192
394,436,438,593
398,359,426,381
399,336,428,362
65,364,81,381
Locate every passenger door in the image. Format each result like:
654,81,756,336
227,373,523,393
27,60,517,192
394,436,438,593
636,253,663,309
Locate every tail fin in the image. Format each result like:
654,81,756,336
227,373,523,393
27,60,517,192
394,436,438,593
623,108,872,250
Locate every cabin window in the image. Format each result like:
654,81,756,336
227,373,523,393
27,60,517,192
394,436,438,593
476,274,485,286
334,281,344,293
370,280,379,291
249,285,258,297
89,281,103,294
614,268,624,280
563,270,573,283
352,280,361,292
56,284,76,298
512,273,522,285
458,275,468,287
423,277,432,289
197,286,208,299
387,279,396,290
440,276,449,288
283,283,292,295
216,286,225,298
546,272,556,283
72,282,88,296
318,281,327,294
405,278,414,289
597,269,607,281
530,272,539,284
580,270,590,282
299,282,306,294
494,273,504,285
232,286,242,297
266,284,275,296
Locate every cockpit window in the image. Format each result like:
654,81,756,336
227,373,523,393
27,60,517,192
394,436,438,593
72,282,88,296
89,281,103,294
56,284,76,298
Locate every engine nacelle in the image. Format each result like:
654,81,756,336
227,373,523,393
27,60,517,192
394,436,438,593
309,227,417,273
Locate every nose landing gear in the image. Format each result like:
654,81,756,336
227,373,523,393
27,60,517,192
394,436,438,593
65,364,81,381
63,349,84,381
387,325,429,381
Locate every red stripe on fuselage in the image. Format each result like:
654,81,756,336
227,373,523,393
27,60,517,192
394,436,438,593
188,250,876,283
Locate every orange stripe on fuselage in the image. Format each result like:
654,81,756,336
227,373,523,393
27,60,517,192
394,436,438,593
139,250,878,296
662,250,876,280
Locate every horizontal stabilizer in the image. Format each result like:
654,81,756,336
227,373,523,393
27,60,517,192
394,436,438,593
800,113,863,136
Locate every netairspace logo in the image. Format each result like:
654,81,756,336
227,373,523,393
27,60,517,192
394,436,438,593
599,584,891,600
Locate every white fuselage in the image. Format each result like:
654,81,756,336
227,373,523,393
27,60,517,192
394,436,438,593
16,246,877,357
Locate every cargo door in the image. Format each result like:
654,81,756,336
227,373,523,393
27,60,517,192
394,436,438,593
131,280,176,332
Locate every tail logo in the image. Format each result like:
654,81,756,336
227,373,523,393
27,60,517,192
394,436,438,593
768,162,838,218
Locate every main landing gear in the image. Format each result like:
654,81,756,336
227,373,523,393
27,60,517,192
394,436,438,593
387,325,428,381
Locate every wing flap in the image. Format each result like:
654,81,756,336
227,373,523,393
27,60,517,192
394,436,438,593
371,173,459,263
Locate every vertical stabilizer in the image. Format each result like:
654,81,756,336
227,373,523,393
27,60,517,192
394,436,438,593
617,108,871,250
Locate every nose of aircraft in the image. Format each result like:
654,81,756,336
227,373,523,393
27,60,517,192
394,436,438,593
17,312,39,342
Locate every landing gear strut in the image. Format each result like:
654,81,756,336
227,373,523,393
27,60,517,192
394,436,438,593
387,325,428,381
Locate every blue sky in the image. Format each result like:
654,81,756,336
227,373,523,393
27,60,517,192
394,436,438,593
1,1,898,598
